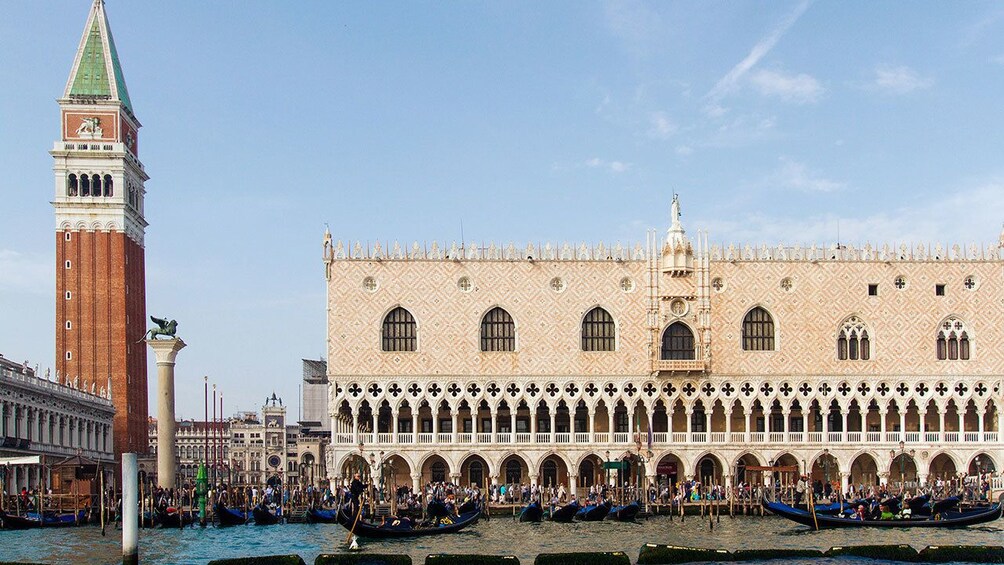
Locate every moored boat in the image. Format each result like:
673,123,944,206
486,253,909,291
549,500,579,523
519,501,543,522
0,510,86,529
607,501,640,521
157,507,193,528
252,504,281,525
335,501,481,538
306,507,340,523
214,502,248,526
576,500,612,521
764,499,1002,529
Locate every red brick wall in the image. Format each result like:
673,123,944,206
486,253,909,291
56,230,148,456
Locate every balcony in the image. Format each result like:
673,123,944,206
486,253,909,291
655,359,707,373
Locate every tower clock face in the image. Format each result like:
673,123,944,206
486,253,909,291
268,455,281,468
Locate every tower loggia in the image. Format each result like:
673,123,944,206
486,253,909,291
51,0,149,458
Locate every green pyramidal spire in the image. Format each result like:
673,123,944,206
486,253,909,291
65,0,133,114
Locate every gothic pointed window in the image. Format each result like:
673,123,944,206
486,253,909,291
381,307,416,352
937,317,971,361
481,307,515,352
661,322,695,359
837,316,870,361
741,307,775,351
582,307,615,351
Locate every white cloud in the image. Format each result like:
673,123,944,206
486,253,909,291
705,0,811,108
696,180,1004,246
585,158,632,173
750,68,824,104
770,156,844,192
603,0,665,56
675,145,694,156
648,111,678,139
0,249,52,295
992,54,1004,65
871,65,934,94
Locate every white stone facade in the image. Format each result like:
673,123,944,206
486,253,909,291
324,202,1004,495
0,353,114,492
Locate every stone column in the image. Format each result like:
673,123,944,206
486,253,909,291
147,338,186,489
840,471,850,495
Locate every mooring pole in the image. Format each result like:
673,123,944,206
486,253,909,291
122,454,138,565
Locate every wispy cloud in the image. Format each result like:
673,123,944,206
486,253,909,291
750,68,823,104
675,145,693,156
992,54,1004,65
603,0,665,56
585,157,632,173
871,65,934,94
705,0,812,109
769,156,844,192
697,180,1004,246
648,111,678,139
0,249,52,295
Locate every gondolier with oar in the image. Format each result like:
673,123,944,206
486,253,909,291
346,472,367,549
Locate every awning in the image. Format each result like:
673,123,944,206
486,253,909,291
0,456,42,465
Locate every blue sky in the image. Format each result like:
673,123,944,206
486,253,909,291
2,1,1003,419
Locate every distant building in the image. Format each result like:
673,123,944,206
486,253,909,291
229,394,300,486
144,417,231,487
0,353,114,493
300,358,329,433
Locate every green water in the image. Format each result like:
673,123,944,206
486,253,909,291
0,515,1000,564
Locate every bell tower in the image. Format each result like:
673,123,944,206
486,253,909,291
51,0,149,457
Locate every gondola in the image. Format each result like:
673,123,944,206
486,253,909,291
252,504,281,525
306,507,340,524
764,499,1002,529
156,507,193,528
519,501,543,522
334,501,481,538
549,500,579,523
576,500,611,521
0,510,86,529
214,502,248,526
606,501,640,521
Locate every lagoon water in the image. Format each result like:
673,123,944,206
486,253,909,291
0,515,1001,564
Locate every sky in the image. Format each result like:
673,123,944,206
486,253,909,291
2,1,1003,420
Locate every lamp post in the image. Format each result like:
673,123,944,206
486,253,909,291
822,449,831,491
605,450,611,491
890,440,915,490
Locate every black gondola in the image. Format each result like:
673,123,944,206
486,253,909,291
252,504,281,525
0,510,85,529
519,501,543,522
306,507,340,523
549,500,579,523
215,502,248,526
156,507,193,528
576,500,611,521
606,501,640,521
764,499,1002,529
335,502,481,538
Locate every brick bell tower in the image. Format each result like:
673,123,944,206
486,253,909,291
51,0,149,459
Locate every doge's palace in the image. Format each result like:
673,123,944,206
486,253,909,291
324,196,1003,496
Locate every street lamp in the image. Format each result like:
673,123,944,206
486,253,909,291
605,450,611,490
890,440,915,489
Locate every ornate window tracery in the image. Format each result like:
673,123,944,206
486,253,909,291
381,307,416,352
661,322,695,360
582,307,615,351
936,317,970,361
742,307,775,351
837,316,871,360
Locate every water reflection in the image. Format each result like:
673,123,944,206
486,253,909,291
0,516,1000,564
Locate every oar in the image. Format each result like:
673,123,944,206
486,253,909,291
345,501,363,546
808,490,819,531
